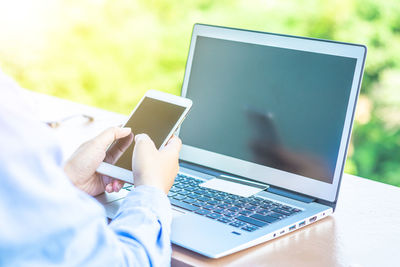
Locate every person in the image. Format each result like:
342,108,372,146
0,69,181,266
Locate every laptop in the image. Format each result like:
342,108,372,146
97,24,367,258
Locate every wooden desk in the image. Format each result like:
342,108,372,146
30,92,400,267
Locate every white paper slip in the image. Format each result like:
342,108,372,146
199,175,268,198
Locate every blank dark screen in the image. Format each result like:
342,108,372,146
179,36,357,183
114,97,186,170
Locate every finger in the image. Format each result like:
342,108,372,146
105,132,134,164
105,183,113,193
134,134,156,150
161,135,182,155
112,179,124,192
94,127,132,150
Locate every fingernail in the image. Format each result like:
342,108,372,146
135,133,149,142
121,127,131,133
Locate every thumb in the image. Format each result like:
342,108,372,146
134,133,156,150
161,135,182,155
94,127,132,149
132,134,157,164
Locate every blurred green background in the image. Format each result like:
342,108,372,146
0,0,399,186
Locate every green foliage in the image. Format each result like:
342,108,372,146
1,0,400,185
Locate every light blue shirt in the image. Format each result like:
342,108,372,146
0,70,172,266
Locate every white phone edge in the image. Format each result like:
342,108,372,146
96,89,192,185
97,162,134,184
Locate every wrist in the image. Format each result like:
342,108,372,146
63,161,78,186
134,179,168,194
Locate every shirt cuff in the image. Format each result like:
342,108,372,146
117,185,172,226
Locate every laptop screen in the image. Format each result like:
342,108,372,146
179,35,357,184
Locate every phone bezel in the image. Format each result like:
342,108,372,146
97,89,192,184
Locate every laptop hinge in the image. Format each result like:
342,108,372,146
267,186,316,203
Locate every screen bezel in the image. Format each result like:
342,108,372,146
179,24,366,202
97,89,192,183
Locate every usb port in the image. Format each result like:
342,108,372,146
299,221,306,227
309,216,317,223
280,230,285,234
289,225,296,231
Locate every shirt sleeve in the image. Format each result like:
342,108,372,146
109,186,172,266
0,70,172,267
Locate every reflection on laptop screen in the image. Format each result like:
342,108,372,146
180,36,357,184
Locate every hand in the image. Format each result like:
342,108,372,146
132,134,182,194
64,127,134,196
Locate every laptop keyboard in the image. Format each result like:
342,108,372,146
167,174,303,232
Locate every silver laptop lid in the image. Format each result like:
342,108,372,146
179,24,366,202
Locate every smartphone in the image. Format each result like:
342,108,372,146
96,89,192,184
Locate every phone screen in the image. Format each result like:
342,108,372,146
112,97,187,171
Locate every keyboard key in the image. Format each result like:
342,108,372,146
181,190,193,196
194,189,207,195
272,208,293,216
169,187,181,193
195,209,211,216
217,217,232,223
256,209,269,216
187,193,198,199
198,196,211,202
203,205,215,210
183,197,196,204
185,186,196,192
261,204,272,209
207,200,219,205
173,194,186,200
213,208,225,214
269,212,286,219
167,192,177,197
207,213,222,220
228,206,240,212
192,201,206,207
250,214,278,223
245,205,257,211
224,199,234,204
170,198,199,212
223,211,237,217
236,215,268,227
234,202,245,208
218,203,230,209
249,200,260,206
229,221,246,228
241,225,258,232
239,210,253,216
203,193,214,198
